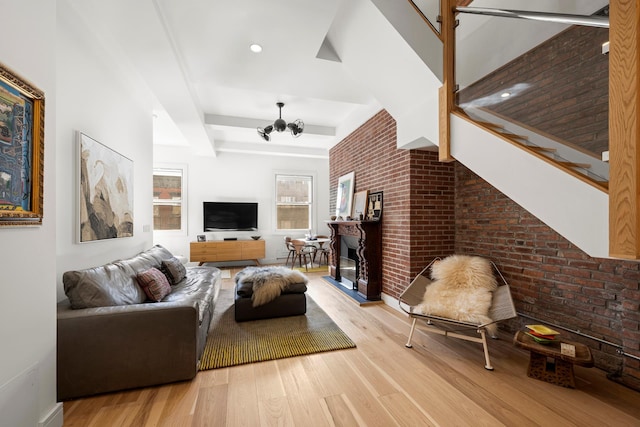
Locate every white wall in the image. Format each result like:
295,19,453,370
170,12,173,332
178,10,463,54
0,1,58,426
153,146,330,264
56,0,155,301
451,115,609,258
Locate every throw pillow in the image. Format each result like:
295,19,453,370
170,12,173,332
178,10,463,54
136,267,172,302
161,257,187,285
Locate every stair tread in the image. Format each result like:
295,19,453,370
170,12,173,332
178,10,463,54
476,120,504,129
501,132,529,140
557,161,592,169
526,146,557,153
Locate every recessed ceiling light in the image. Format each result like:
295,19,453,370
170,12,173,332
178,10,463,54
501,92,511,98
250,44,263,53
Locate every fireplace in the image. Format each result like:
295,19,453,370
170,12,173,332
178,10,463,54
339,235,360,289
327,220,382,300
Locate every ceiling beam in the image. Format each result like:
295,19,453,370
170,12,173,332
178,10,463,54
204,114,336,136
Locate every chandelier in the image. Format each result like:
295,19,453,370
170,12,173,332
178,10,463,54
257,102,304,141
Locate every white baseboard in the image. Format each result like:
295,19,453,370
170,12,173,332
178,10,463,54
39,403,63,427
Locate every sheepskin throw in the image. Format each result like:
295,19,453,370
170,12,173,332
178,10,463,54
415,255,498,335
235,266,308,307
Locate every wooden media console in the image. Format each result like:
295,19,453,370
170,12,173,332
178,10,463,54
190,240,265,265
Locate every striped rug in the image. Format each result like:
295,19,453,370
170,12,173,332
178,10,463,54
293,266,329,273
199,288,355,370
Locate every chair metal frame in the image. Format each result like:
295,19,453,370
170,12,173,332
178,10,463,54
399,256,517,370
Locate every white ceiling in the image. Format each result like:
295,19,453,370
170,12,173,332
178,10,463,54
64,0,608,159
66,0,388,158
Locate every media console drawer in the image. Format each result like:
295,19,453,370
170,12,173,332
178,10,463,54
190,240,265,265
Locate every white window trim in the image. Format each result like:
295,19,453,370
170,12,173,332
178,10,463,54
153,163,188,236
273,170,317,235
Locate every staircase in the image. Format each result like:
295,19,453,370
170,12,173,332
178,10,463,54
329,0,610,258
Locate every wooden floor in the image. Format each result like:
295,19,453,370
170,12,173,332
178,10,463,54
62,270,640,426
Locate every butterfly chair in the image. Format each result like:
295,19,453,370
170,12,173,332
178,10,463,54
290,239,317,271
398,255,517,370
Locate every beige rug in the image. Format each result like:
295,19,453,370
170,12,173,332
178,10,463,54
199,288,355,370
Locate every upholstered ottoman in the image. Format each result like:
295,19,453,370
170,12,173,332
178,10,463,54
234,266,308,322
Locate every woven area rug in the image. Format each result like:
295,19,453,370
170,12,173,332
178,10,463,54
293,266,328,273
199,288,356,370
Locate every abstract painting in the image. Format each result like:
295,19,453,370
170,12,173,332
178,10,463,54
79,132,133,242
335,171,354,220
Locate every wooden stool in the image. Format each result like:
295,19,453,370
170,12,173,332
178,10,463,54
514,330,594,388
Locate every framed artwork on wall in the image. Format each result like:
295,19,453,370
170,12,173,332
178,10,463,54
367,191,383,221
78,132,134,242
352,190,369,220
0,62,45,226
335,171,354,219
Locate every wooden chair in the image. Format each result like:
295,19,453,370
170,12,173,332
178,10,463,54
399,256,517,370
290,239,316,271
284,237,296,266
314,235,330,265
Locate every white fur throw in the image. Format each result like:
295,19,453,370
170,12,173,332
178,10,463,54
235,266,308,307
415,255,498,335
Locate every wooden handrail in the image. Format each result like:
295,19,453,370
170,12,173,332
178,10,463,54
407,0,443,41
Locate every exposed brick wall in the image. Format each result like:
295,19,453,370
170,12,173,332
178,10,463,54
329,110,455,298
458,25,609,157
455,164,640,390
329,109,639,389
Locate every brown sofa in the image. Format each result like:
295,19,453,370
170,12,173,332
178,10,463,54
57,245,221,400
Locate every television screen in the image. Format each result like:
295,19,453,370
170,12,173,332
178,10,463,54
203,202,258,231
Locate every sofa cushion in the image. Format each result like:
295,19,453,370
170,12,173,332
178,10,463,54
136,268,172,302
164,267,221,323
236,280,307,298
63,262,147,309
161,257,187,285
116,245,175,276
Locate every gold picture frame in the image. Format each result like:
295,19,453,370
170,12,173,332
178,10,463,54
0,62,45,226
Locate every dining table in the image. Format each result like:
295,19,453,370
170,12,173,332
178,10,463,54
302,237,331,265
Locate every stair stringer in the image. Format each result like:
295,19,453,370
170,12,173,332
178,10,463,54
451,114,608,258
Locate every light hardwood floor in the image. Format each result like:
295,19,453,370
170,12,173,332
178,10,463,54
62,270,640,426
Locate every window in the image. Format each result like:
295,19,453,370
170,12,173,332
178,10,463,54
153,167,185,231
275,174,313,231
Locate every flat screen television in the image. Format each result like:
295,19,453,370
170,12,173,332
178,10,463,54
203,201,258,231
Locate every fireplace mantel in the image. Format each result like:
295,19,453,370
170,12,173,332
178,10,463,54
327,220,382,300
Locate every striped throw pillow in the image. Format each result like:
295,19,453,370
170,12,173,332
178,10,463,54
136,267,171,302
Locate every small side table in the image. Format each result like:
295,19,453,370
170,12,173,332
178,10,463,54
514,330,594,388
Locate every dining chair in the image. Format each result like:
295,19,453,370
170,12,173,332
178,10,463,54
315,235,330,265
284,236,296,267
290,239,316,271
